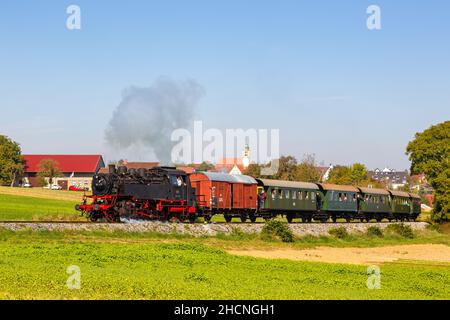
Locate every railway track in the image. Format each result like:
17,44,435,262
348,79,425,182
0,220,425,225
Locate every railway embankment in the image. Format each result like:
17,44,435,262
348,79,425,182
0,221,429,237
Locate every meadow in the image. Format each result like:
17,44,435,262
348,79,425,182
0,193,82,220
0,186,449,300
0,229,449,300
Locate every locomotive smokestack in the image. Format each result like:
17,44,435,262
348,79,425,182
104,77,204,165
109,164,116,174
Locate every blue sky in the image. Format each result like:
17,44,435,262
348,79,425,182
0,0,449,169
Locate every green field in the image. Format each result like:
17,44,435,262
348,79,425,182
0,187,448,300
0,186,83,221
0,193,82,221
0,230,449,300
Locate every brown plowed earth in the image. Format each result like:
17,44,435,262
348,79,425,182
228,244,450,265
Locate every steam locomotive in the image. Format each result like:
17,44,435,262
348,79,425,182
75,165,421,223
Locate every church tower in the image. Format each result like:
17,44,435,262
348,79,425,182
242,144,250,169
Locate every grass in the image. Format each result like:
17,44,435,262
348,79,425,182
0,229,449,300
0,186,87,202
0,193,82,221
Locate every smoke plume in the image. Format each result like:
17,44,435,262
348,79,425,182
105,77,204,165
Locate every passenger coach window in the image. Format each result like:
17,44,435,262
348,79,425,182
299,191,303,200
278,190,283,199
292,191,297,199
285,190,290,199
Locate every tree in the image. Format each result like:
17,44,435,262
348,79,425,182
37,159,62,187
350,163,368,185
271,156,298,181
0,135,24,186
327,163,370,186
243,163,261,178
406,121,450,222
192,161,214,172
295,154,322,183
327,165,353,185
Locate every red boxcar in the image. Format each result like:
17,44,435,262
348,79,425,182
189,172,258,222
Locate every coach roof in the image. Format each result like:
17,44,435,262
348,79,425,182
389,190,411,197
318,183,359,192
258,179,319,190
197,172,257,184
358,187,390,195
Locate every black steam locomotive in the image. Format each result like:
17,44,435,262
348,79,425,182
76,165,197,222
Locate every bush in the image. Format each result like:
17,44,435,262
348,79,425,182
426,223,441,233
385,223,415,239
261,220,294,242
366,226,383,237
328,227,349,239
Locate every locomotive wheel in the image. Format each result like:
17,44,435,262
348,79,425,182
188,215,196,223
89,215,99,222
224,215,232,223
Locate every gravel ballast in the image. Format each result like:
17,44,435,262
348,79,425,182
0,221,429,237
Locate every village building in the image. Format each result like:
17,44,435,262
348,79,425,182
22,154,105,190
368,167,409,190
214,144,251,174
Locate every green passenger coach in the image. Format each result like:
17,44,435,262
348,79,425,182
409,193,421,221
317,184,359,222
389,190,412,221
357,187,392,222
256,179,321,222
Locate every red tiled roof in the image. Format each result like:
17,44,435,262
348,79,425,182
215,163,245,173
217,158,243,165
23,155,104,173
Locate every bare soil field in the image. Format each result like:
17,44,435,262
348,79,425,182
228,244,450,265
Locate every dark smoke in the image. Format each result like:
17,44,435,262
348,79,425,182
105,77,204,164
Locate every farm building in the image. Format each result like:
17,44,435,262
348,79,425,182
22,154,105,190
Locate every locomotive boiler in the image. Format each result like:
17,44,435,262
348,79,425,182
76,165,197,222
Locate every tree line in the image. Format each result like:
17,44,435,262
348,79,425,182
0,135,61,187
243,154,384,188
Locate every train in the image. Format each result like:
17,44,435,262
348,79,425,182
75,165,421,223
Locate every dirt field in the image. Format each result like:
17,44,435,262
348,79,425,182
228,244,450,265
